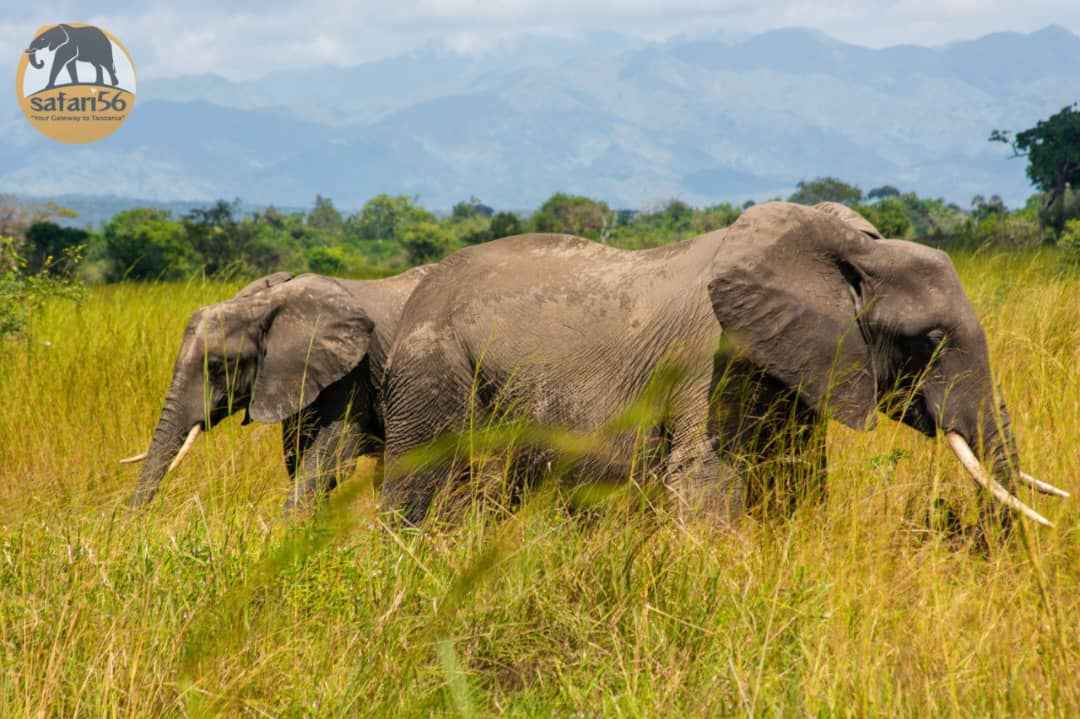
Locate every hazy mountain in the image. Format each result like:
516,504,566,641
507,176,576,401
4,26,1078,212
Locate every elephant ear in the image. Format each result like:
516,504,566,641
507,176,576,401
812,202,883,239
248,275,373,423
707,202,878,430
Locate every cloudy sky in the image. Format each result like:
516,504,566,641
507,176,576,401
3,1,1078,80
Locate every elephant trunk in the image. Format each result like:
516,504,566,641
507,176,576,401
27,49,43,70
128,376,202,507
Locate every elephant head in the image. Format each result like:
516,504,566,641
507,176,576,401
708,202,1066,526
25,25,69,70
124,274,373,506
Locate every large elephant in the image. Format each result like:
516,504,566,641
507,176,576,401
121,267,430,511
381,201,1066,526
25,24,119,90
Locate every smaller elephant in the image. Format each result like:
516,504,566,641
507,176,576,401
26,24,119,90
121,267,430,512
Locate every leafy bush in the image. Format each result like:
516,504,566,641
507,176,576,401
855,198,911,238
401,222,454,265
789,177,863,206
0,236,85,339
23,222,90,275
1059,218,1080,266
958,215,1045,250
490,211,523,239
531,193,613,240
346,194,435,243
102,208,198,281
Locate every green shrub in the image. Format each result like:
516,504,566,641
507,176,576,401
1059,218,1080,265
102,208,197,281
490,211,523,239
856,199,912,238
957,215,1045,250
401,221,454,265
0,236,85,339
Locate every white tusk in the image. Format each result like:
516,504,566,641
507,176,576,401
119,451,148,465
167,425,202,473
1019,472,1070,498
945,432,1054,527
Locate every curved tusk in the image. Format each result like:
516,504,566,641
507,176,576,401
167,425,202,474
119,451,148,465
945,432,1054,527
1019,472,1070,498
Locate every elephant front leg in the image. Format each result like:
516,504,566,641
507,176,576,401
662,412,747,524
283,418,372,514
64,59,79,85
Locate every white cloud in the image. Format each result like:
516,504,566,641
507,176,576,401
1,0,1078,80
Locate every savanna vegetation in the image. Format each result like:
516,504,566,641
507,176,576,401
1,248,1078,716
3,107,1080,715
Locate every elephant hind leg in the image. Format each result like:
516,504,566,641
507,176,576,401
106,62,119,86
382,365,474,526
94,63,104,84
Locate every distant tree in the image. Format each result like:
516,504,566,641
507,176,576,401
788,177,863,206
867,185,901,200
346,194,435,243
306,245,349,275
400,222,453,265
103,208,196,281
531,193,613,240
992,104,1080,225
183,199,244,276
489,211,523,239
451,196,494,221
970,194,1008,221
648,200,695,231
854,199,911,238
691,203,742,233
307,194,343,232
741,200,756,210
453,217,493,245
23,221,89,275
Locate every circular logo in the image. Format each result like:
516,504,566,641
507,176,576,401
16,23,136,144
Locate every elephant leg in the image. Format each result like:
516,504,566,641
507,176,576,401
47,48,76,88
106,62,119,86
94,63,104,84
663,412,746,523
734,388,827,519
283,416,371,514
65,59,79,85
382,364,473,525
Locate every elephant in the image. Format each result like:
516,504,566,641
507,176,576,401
121,266,431,512
380,201,1067,526
25,24,119,90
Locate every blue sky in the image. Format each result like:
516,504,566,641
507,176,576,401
3,1,1079,80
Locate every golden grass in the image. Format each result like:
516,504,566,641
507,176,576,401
0,251,1078,717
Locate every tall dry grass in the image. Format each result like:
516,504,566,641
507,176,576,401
0,251,1078,716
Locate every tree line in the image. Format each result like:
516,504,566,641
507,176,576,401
4,104,1080,338
6,181,1080,286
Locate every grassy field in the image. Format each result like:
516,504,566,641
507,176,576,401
1,250,1079,717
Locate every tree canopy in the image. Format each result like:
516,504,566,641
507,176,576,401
992,104,1080,228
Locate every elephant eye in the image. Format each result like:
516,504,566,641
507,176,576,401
926,329,948,354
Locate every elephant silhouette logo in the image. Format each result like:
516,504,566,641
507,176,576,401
16,23,137,144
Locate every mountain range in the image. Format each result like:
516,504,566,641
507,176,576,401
4,25,1079,216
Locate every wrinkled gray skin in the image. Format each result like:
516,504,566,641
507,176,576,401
382,201,1021,526
128,267,431,511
